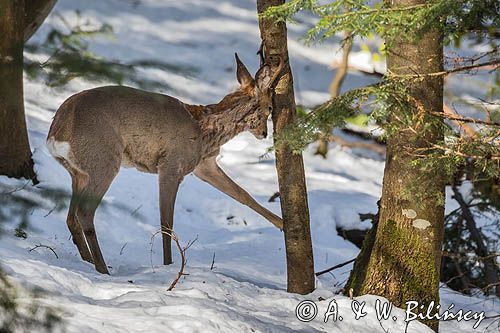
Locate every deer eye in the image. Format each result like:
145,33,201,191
268,106,273,112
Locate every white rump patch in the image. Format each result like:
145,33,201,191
46,137,71,159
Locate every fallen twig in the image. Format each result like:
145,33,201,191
43,205,57,218
149,229,197,291
28,244,59,259
268,192,280,202
119,242,127,255
210,253,216,271
315,258,356,277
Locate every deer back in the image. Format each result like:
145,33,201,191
48,86,204,176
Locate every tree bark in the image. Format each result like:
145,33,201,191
24,0,57,43
0,0,37,183
346,1,444,331
257,0,315,294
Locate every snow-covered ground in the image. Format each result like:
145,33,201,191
1,0,498,332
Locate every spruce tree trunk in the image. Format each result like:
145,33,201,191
346,0,444,331
0,0,37,183
257,0,315,294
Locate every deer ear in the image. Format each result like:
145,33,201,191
235,53,254,88
255,64,272,90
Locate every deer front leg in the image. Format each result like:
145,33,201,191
194,157,283,230
158,167,181,265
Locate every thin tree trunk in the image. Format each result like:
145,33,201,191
24,0,57,43
346,1,444,331
316,32,352,158
0,0,37,183
257,0,315,294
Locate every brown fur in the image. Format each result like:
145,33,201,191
47,55,283,274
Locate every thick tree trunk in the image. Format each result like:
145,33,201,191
0,0,37,183
257,0,315,294
346,1,444,331
24,0,57,43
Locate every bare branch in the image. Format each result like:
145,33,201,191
210,253,216,271
28,244,59,259
315,258,356,277
119,242,127,255
268,191,280,202
149,230,197,291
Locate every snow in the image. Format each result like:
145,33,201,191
1,0,498,332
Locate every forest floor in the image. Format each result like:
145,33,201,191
1,0,498,332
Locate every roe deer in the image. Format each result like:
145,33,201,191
46,53,284,274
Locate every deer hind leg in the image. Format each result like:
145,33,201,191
74,166,119,274
67,178,93,263
158,166,182,265
55,156,93,263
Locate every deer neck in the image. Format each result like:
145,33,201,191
194,92,257,157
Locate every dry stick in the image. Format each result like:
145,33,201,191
484,317,500,332
484,314,500,320
28,244,59,259
268,192,280,202
149,230,197,291
2,181,30,195
315,258,356,277
439,268,468,291
210,253,216,271
119,242,127,255
44,205,57,218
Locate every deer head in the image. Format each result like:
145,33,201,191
234,52,284,139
